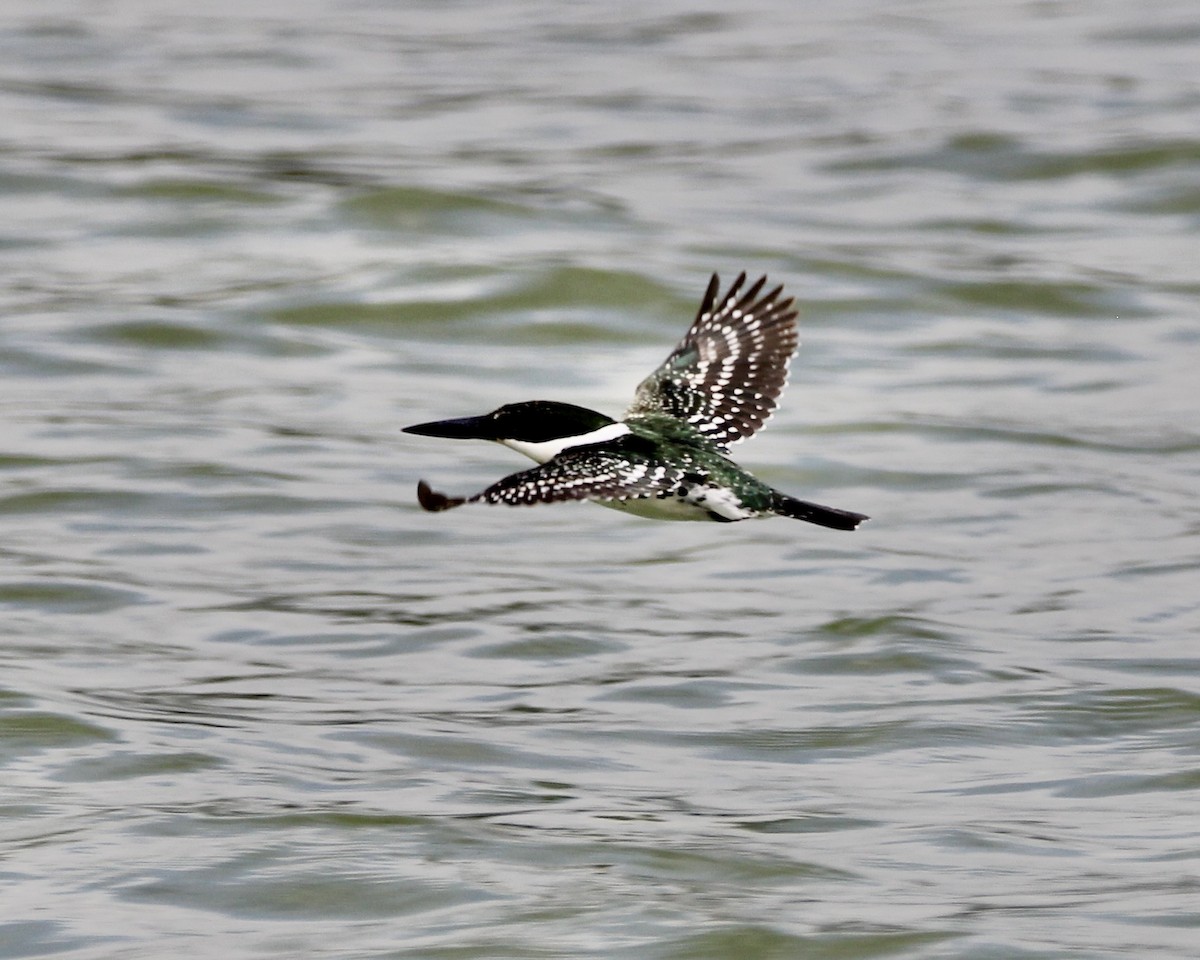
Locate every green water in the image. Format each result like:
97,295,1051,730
2,2,1199,958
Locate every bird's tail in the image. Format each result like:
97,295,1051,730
771,492,869,531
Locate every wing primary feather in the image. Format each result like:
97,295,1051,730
723,271,747,306
696,273,720,321
734,274,767,312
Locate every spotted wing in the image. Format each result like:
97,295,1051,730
471,447,691,506
416,445,691,512
626,272,799,450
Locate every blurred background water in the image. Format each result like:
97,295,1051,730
2,1,1199,958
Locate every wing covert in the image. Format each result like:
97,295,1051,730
625,272,799,449
467,447,689,506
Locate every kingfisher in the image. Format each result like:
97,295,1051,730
403,272,869,529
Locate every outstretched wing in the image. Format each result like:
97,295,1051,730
415,445,692,512
625,272,799,450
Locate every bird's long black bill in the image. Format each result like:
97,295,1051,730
402,415,492,440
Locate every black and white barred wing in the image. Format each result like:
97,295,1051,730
415,448,688,512
626,272,799,450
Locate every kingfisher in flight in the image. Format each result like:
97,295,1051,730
403,272,869,529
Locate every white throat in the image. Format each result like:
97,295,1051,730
500,421,630,464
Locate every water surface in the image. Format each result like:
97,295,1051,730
2,2,1199,958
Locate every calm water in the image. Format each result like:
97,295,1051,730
3,1,1199,958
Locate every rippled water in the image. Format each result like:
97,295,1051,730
3,2,1199,958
